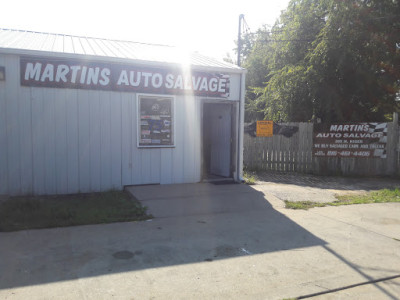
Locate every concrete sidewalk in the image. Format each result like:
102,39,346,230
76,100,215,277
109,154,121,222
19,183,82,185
125,183,272,218
1,181,400,299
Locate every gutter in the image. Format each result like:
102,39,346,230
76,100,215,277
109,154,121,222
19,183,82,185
0,47,246,75
237,70,247,182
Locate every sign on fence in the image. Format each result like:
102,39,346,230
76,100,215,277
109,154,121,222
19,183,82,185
256,121,273,137
313,123,387,158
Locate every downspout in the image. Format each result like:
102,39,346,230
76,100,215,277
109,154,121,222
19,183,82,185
237,70,246,182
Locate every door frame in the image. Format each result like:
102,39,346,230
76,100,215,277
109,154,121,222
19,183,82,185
201,99,238,180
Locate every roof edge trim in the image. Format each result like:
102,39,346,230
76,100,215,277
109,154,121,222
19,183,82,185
0,47,246,74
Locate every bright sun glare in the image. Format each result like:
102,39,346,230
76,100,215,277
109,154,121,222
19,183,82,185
2,0,289,60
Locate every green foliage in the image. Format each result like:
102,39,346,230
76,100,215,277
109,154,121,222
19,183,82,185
244,0,400,122
243,170,258,185
336,188,400,203
285,200,326,209
285,188,400,209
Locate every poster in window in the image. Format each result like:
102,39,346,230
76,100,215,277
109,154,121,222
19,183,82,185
138,96,174,147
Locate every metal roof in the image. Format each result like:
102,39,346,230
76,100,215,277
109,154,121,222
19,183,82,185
0,28,244,72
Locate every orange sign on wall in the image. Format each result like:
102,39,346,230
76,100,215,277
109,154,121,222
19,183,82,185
256,121,273,137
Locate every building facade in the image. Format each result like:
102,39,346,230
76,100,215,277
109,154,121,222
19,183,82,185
0,29,246,195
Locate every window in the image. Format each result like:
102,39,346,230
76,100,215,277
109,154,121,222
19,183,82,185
137,95,174,147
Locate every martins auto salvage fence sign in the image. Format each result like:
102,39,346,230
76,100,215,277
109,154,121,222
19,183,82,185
313,123,388,158
20,56,230,97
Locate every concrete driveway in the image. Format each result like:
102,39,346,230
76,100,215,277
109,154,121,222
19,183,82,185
1,177,399,299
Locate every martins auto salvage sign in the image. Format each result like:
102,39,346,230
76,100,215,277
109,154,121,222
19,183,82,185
20,56,230,97
313,123,387,158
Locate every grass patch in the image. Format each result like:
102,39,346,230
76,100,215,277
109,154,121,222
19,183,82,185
243,170,258,185
284,201,326,210
285,188,400,210
0,190,152,232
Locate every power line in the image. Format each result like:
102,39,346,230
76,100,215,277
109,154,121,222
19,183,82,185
244,28,399,44
243,16,251,35
257,33,399,43
249,24,399,38
244,14,399,37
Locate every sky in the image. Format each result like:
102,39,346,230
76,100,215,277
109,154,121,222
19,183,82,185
2,0,290,61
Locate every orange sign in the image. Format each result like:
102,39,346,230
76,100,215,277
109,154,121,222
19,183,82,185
256,121,273,137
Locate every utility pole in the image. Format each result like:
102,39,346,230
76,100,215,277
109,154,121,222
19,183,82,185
237,14,244,67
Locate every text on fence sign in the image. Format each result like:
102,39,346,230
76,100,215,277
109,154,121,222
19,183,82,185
313,123,387,158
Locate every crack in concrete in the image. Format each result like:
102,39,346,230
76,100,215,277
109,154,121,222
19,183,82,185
309,210,398,242
296,274,400,299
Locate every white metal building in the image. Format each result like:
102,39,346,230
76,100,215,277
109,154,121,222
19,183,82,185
0,28,246,196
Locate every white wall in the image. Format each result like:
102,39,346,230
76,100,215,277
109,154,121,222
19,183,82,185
4,54,246,195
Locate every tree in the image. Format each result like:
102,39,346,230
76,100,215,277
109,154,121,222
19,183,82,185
244,0,400,123
242,27,274,121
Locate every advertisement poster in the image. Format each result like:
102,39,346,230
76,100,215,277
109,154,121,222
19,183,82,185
313,123,387,158
138,97,173,147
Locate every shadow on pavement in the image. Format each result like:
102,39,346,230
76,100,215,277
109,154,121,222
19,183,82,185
0,184,326,290
296,246,400,300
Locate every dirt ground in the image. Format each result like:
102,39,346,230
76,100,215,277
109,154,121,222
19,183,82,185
252,171,400,203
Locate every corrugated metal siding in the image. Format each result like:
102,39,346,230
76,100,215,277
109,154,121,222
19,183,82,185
0,54,203,195
0,25,244,195
0,28,242,71
0,54,8,194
